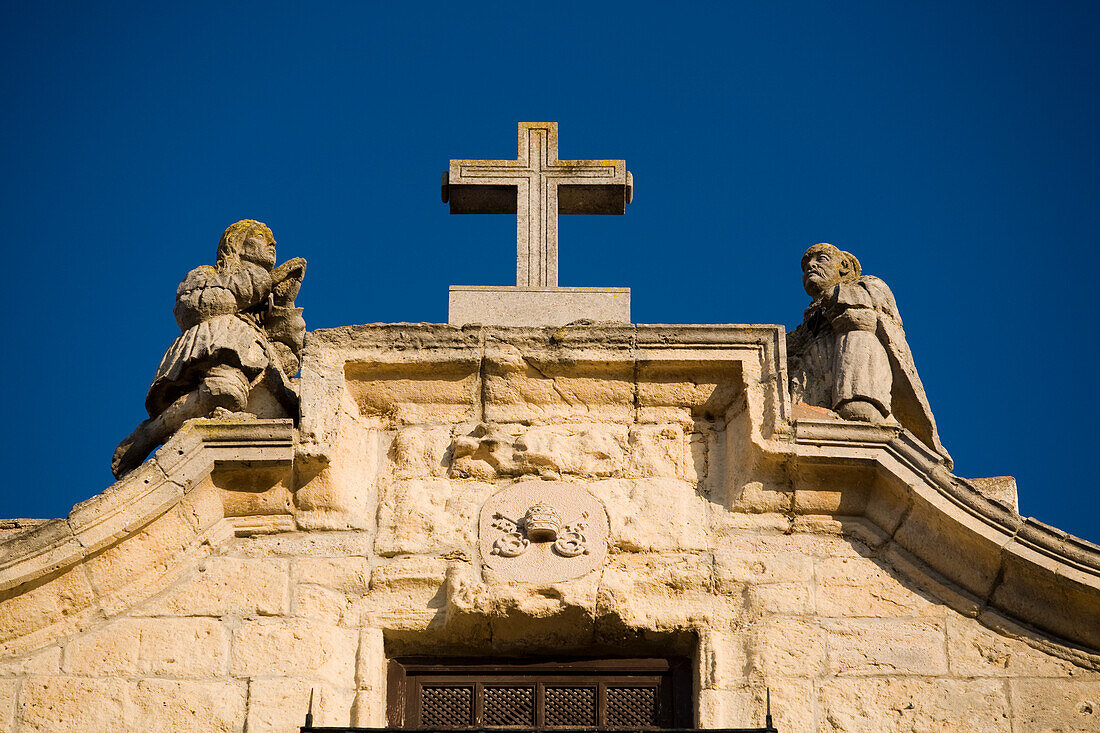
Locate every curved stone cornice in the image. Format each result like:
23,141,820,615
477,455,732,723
791,418,1100,657
0,420,294,655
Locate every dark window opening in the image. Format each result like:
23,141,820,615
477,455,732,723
387,658,692,730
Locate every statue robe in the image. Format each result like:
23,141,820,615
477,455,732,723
788,275,952,468
144,262,273,418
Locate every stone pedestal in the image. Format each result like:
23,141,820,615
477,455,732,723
448,285,630,326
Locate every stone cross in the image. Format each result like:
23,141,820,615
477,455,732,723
442,122,633,288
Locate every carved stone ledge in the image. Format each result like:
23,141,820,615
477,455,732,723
0,419,294,595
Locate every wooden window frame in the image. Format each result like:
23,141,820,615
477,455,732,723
388,657,693,729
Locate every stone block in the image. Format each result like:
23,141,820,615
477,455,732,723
232,618,357,688
63,617,228,677
363,556,447,628
0,567,96,645
296,557,371,593
625,423,697,480
390,425,453,479
294,583,355,624
356,628,386,691
448,286,630,327
0,678,16,730
20,676,128,732
81,504,201,609
293,421,380,531
137,556,290,617
715,527,868,560
375,478,492,556
344,359,479,425
696,626,750,690
1009,678,1100,732
714,550,814,587
515,423,627,478
482,351,634,424
697,680,813,731
588,478,710,552
824,619,947,676
748,618,826,677
128,679,246,732
744,581,813,616
819,677,1010,732
246,678,354,732
231,530,373,558
965,475,1019,513
0,645,61,676
597,553,719,630
945,615,1084,677
352,687,387,727
635,361,742,424
816,555,944,618
726,480,791,514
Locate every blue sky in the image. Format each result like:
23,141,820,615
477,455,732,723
1,1,1097,542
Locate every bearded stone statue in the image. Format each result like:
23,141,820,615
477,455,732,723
787,243,951,467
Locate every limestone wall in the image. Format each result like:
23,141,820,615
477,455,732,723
0,324,1097,732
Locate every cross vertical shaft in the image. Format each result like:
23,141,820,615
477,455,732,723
443,122,632,288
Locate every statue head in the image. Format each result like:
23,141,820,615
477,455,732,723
216,219,277,270
801,243,861,299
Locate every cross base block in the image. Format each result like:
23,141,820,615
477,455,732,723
448,286,630,326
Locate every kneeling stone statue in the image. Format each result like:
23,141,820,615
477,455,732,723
787,243,951,468
113,220,306,477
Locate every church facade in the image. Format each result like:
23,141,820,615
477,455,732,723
1,125,1098,731
1,321,1098,731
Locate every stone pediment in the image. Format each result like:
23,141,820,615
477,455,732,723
1,323,1098,730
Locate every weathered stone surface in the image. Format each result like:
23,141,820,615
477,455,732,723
128,679,246,732
0,568,96,645
588,478,709,551
231,530,373,558
81,503,202,612
748,618,826,677
391,425,452,480
20,676,129,732
137,556,290,617
449,286,630,327
965,475,1019,513
0,645,60,676
376,478,493,555
825,619,948,676
945,615,1086,677
625,423,700,481
1009,678,1100,732
62,617,228,676
820,678,1010,732
698,679,814,731
816,554,944,618
714,550,814,587
598,553,719,630
363,556,447,626
232,619,357,688
0,678,17,731
344,360,479,425
246,678,354,731
483,351,635,425
296,557,371,593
